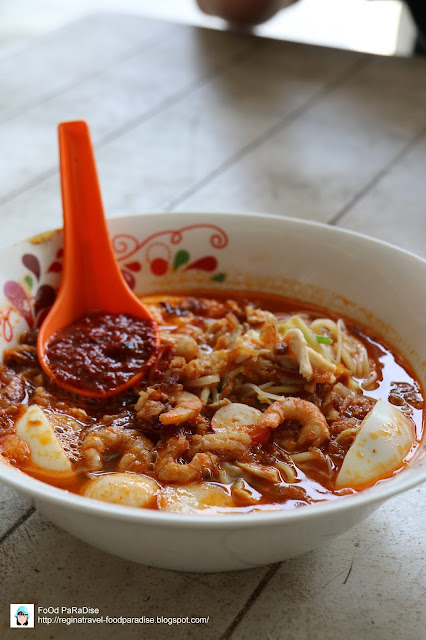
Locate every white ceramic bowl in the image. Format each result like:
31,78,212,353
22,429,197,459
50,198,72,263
0,212,425,572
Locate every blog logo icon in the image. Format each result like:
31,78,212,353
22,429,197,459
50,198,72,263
10,604,35,628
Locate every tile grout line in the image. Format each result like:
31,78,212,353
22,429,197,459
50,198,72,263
220,563,281,640
98,39,263,148
0,40,261,210
0,20,180,126
0,170,57,209
0,17,254,127
164,54,369,212
0,506,35,547
329,125,426,226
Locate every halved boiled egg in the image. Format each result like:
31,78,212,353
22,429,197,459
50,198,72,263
15,404,73,473
159,482,235,513
83,473,159,507
336,398,415,490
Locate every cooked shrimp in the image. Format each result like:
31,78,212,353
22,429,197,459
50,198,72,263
0,434,31,466
172,335,199,361
259,320,280,347
190,432,251,458
159,391,202,425
135,386,165,419
117,439,156,473
155,435,217,484
81,426,154,472
260,398,330,447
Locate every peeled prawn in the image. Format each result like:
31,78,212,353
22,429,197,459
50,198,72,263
172,335,199,361
81,426,154,472
260,398,330,447
155,435,217,484
0,434,31,466
159,391,202,425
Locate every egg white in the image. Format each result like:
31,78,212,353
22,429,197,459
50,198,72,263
336,398,414,490
15,405,72,472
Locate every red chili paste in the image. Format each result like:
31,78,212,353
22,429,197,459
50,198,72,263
45,312,156,394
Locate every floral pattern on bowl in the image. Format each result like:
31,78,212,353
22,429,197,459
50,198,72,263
113,223,228,289
0,222,229,344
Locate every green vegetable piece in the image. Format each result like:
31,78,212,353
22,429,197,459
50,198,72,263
173,249,190,271
315,334,333,345
211,272,226,282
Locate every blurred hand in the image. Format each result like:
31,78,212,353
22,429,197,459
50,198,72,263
196,0,299,25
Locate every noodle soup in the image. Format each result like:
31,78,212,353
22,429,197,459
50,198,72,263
0,292,423,514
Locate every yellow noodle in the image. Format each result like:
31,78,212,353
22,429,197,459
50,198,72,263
335,427,359,444
291,452,316,463
310,318,338,337
362,370,379,391
274,461,297,483
186,374,221,388
200,387,210,405
336,319,345,364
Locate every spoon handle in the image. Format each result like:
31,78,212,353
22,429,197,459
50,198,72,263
58,120,126,316
37,121,159,398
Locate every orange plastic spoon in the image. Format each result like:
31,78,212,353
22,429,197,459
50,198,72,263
37,121,159,398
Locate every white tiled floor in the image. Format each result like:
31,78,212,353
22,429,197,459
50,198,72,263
0,0,416,57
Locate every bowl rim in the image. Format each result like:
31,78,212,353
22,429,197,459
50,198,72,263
8,209,426,268
0,210,425,528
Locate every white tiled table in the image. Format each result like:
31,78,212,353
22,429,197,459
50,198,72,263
0,14,425,640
